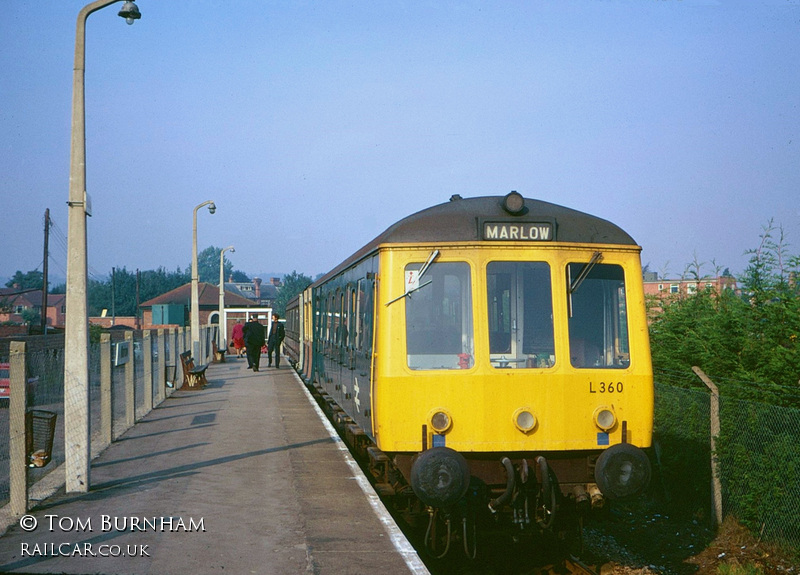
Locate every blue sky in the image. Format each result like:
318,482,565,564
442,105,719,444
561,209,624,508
2,0,798,284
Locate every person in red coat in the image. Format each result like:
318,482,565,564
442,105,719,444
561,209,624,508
231,319,245,357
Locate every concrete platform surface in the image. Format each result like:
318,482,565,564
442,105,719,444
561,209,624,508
0,357,429,574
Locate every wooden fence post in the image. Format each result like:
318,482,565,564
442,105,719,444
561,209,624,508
693,366,724,527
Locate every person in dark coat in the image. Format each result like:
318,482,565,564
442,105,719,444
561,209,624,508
267,313,285,368
243,316,265,371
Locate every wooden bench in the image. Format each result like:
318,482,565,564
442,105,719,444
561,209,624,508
211,341,226,363
179,351,209,389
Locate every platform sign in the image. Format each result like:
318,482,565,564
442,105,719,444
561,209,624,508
114,342,130,366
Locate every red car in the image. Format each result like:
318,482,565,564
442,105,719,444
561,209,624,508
0,362,37,406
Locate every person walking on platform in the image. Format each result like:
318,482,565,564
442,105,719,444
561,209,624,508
231,319,245,357
267,313,285,368
243,315,265,371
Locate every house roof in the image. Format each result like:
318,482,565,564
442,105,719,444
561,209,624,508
140,282,256,308
0,287,39,299
225,281,279,300
0,289,65,307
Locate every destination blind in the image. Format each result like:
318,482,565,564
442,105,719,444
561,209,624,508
482,221,554,241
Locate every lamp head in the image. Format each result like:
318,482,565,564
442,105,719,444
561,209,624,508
208,202,216,214
118,1,141,25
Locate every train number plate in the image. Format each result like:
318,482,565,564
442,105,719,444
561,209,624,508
589,381,624,393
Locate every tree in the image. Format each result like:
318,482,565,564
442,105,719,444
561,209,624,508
86,266,189,317
650,220,800,407
273,271,313,316
21,308,41,326
5,270,44,290
230,269,250,282
190,246,234,285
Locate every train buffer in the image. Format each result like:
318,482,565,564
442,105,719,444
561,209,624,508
0,357,428,575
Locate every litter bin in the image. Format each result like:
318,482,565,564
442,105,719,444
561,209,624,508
26,409,57,468
165,364,177,388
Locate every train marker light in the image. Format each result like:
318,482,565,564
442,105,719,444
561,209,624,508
513,408,537,433
429,410,452,433
502,191,526,215
593,407,616,431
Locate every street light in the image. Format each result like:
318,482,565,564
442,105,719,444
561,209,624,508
191,200,216,360
219,245,235,348
64,0,141,494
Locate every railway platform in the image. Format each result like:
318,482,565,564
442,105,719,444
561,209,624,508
0,356,429,574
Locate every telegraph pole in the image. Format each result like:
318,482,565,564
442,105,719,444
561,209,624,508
111,267,116,326
41,209,50,334
136,268,141,329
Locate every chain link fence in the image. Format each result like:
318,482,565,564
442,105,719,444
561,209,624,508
653,379,800,552
717,395,800,547
0,326,216,511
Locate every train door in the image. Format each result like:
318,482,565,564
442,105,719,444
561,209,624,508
313,288,330,388
351,276,375,435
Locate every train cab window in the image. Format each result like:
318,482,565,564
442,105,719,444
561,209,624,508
566,262,630,369
486,262,555,369
405,262,474,370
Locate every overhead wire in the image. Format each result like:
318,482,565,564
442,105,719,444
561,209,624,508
47,214,108,283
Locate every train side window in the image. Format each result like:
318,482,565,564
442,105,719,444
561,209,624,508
486,261,554,369
356,278,374,352
324,294,333,344
405,262,473,370
566,263,630,369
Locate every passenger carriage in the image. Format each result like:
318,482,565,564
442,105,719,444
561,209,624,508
288,192,652,554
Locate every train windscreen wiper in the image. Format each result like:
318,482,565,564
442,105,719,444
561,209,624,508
385,249,440,306
567,251,603,317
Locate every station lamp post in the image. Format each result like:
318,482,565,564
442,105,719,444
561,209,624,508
219,245,235,347
191,200,216,360
64,0,141,494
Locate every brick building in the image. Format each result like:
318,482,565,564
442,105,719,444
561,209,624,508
0,287,66,329
139,282,258,335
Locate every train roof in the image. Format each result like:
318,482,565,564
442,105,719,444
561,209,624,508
317,194,638,284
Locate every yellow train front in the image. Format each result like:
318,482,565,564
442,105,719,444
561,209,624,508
288,192,653,555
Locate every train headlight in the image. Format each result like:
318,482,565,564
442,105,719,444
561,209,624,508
513,408,537,433
429,409,452,433
593,407,617,431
